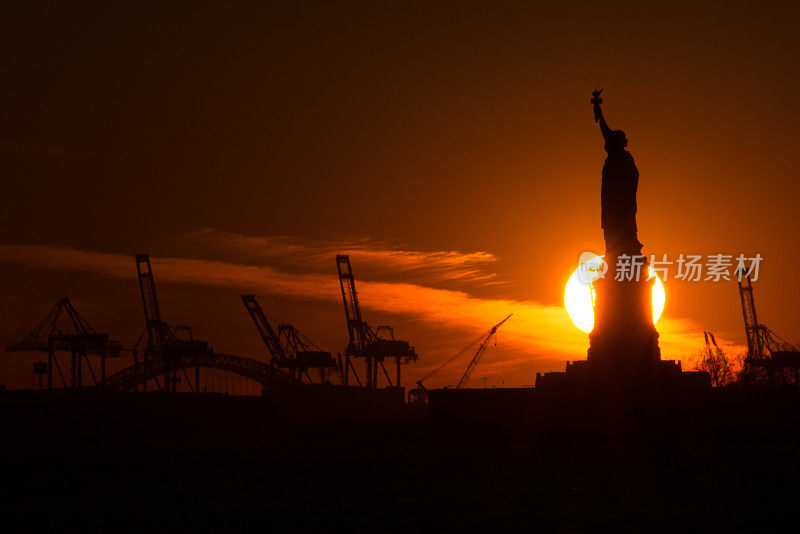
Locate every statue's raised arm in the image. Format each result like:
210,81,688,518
591,89,613,139
591,89,628,151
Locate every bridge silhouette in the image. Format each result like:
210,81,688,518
103,350,292,392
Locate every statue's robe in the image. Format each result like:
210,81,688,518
601,148,640,255
589,137,660,373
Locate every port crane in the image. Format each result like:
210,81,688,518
241,295,337,384
409,314,512,403
736,269,800,385
5,298,122,389
134,254,217,392
336,255,418,389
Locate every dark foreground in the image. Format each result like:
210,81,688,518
2,389,800,531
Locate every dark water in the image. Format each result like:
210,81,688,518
2,422,798,532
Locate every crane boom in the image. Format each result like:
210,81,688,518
242,295,336,383
336,255,374,351
456,314,512,389
135,254,172,352
416,341,474,389
704,330,725,358
241,295,286,362
737,270,763,358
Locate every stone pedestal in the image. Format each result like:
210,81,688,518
587,256,661,379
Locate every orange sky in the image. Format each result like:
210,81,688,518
1,2,797,388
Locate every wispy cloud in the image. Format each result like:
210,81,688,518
170,228,501,285
0,242,729,376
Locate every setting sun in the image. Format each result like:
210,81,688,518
564,253,665,333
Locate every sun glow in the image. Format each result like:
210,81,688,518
564,253,665,333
